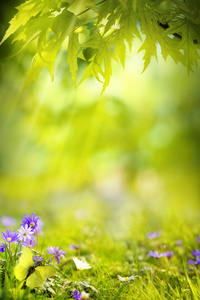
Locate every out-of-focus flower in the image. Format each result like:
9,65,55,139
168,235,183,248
73,257,91,271
72,290,81,300
187,258,200,266
34,219,44,235
21,237,36,248
159,244,169,250
81,291,89,299
118,275,137,282
175,239,182,247
21,213,40,230
165,251,174,259
33,255,43,262
146,231,161,239
69,243,80,250
192,249,200,257
1,216,16,227
1,229,19,244
147,250,165,259
0,243,5,253
46,246,66,264
196,235,200,243
18,224,34,242
33,256,43,266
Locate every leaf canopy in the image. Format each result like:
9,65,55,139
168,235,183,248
1,0,200,93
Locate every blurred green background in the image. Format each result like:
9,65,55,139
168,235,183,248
0,0,200,232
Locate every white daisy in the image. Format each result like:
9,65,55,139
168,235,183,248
73,257,92,270
18,224,34,242
118,275,137,282
81,291,90,299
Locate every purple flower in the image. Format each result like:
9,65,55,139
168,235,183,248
192,249,200,257
21,237,36,248
146,231,161,239
33,255,43,263
1,229,19,244
165,251,174,259
33,256,43,266
147,250,165,259
21,213,40,230
46,246,66,264
187,258,200,266
1,216,16,227
69,243,80,250
33,219,44,234
72,290,82,300
0,243,5,253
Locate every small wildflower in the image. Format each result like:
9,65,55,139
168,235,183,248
18,224,34,242
81,291,89,299
33,256,43,266
33,219,44,234
146,231,161,239
73,257,91,271
69,243,80,250
147,250,165,259
0,243,5,253
196,235,200,243
46,246,66,264
118,275,137,282
1,216,16,227
159,244,169,249
192,249,200,257
1,229,19,244
187,258,200,266
175,239,182,247
21,237,36,248
165,251,174,259
21,213,40,230
72,290,81,300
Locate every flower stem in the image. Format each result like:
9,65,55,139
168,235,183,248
156,258,158,276
8,243,13,265
73,271,78,289
35,228,38,251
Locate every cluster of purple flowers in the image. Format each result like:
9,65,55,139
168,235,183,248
0,213,41,251
146,231,174,261
0,213,66,266
146,231,200,273
187,249,200,266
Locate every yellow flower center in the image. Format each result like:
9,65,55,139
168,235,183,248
30,222,35,227
7,237,11,242
125,277,130,281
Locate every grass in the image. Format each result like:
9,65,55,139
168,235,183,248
0,194,200,300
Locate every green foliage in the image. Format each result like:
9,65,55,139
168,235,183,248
1,0,200,92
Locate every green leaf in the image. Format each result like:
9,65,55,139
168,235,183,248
22,9,78,91
166,17,200,71
119,0,141,49
67,32,80,86
80,28,117,94
137,0,158,71
0,0,46,45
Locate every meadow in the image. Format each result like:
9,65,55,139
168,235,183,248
1,198,200,299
